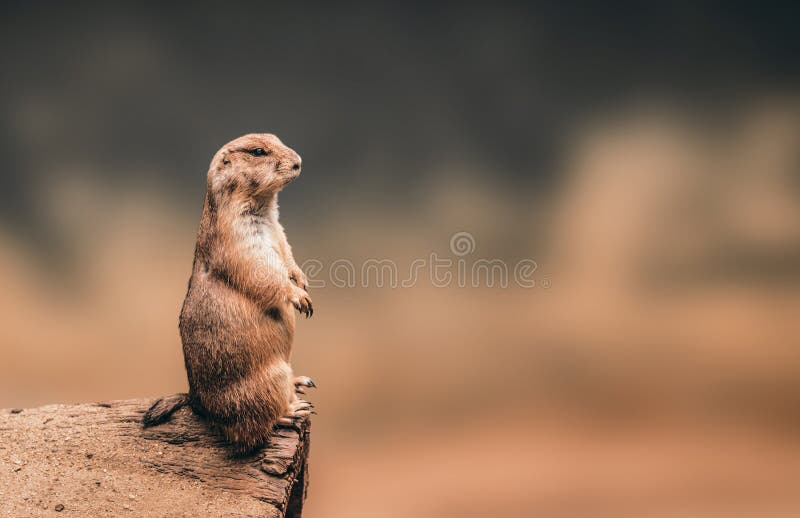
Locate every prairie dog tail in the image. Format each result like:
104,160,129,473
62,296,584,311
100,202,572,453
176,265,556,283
142,393,190,427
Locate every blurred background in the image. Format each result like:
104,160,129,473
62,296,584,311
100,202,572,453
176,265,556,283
2,2,800,516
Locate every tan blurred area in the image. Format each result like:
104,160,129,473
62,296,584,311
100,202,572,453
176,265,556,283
2,97,800,516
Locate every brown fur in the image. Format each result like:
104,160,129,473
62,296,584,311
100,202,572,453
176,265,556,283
144,134,313,455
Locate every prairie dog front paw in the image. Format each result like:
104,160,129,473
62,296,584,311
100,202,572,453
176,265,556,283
289,267,308,291
288,284,313,317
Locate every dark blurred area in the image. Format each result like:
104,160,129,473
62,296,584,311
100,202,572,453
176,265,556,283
1,2,799,517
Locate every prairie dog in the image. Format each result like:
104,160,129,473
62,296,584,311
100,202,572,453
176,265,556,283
143,133,315,454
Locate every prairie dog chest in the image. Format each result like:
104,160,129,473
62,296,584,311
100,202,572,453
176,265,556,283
235,210,285,267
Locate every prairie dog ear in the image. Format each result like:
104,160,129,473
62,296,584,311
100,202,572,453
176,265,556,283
208,149,233,191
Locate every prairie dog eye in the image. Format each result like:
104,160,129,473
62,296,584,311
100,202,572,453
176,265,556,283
250,148,269,157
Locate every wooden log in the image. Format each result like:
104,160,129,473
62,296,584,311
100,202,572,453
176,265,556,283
0,398,310,517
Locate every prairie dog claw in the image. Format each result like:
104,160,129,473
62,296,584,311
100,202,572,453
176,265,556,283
293,376,316,388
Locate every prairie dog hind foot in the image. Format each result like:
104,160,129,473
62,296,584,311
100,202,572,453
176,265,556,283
276,399,315,430
293,376,316,395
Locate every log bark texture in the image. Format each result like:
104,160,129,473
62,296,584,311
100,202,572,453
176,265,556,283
0,398,310,517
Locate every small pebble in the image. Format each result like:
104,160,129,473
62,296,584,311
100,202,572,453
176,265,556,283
10,409,22,414
85,453,94,459
55,504,64,512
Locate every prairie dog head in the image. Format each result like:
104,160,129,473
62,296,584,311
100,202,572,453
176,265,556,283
208,133,302,199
